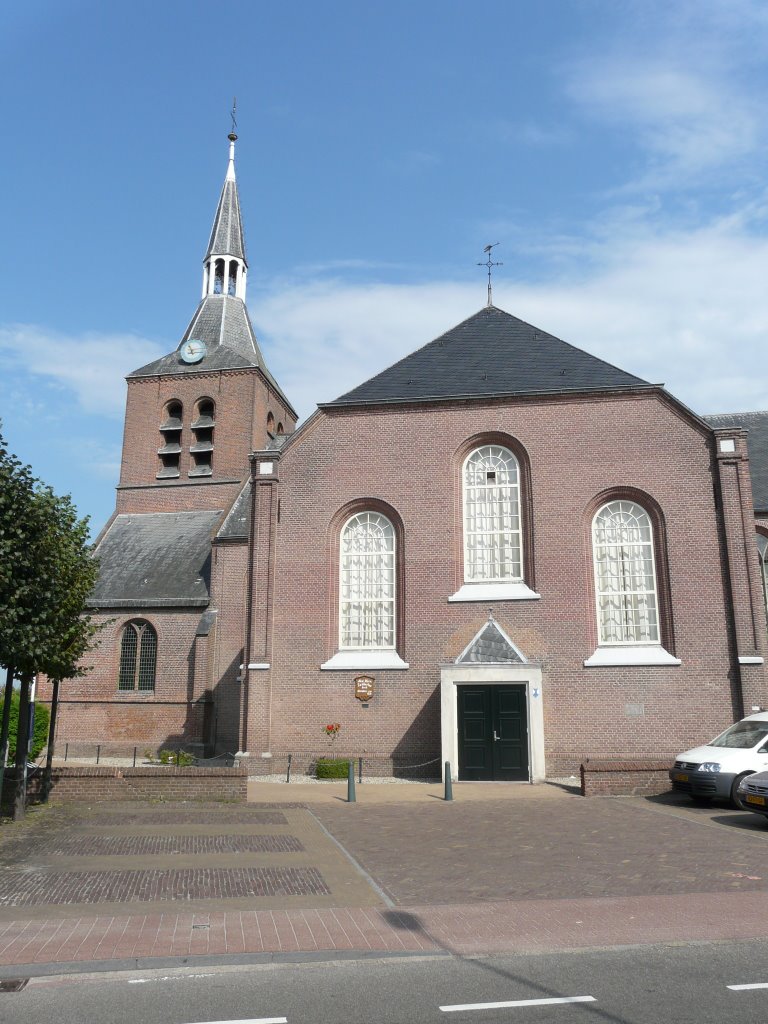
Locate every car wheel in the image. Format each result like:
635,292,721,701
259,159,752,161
731,772,753,809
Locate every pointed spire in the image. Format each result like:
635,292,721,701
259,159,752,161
203,131,247,299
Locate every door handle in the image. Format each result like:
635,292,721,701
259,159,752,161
493,730,500,742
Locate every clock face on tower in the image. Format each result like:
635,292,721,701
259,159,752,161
179,338,207,364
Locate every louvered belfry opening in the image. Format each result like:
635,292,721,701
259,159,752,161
189,397,215,477
158,400,183,478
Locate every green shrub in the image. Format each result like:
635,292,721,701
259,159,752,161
316,757,350,779
1,691,50,761
158,748,196,766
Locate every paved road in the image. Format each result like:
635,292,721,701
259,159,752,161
8,939,768,1023
3,785,768,969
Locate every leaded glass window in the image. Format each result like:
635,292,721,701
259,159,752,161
463,445,522,582
340,512,395,649
118,621,157,691
593,501,659,645
757,534,768,630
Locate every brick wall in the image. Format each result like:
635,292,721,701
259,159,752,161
242,389,767,773
21,766,247,804
580,759,673,797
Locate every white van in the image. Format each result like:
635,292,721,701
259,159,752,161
670,712,768,806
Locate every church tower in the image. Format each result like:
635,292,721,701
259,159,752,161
43,133,296,759
116,131,296,513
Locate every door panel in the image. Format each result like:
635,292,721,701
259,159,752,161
458,684,529,781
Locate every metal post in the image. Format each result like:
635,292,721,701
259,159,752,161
132,746,137,768
64,743,68,762
444,761,453,801
176,749,180,766
42,678,60,803
358,756,363,784
95,744,100,765
347,760,356,803
286,753,292,783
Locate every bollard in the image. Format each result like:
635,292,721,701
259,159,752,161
132,746,137,768
64,743,68,762
96,744,101,765
347,760,356,802
358,756,363,784
286,753,292,783
444,761,453,801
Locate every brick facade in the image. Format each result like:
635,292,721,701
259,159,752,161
241,389,768,777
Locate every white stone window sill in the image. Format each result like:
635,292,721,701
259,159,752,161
739,656,765,665
584,646,681,667
320,650,409,671
449,582,541,603
247,663,270,670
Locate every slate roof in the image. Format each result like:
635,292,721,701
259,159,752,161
88,511,223,608
323,305,654,408
457,619,525,664
704,411,768,513
205,175,245,261
216,482,251,541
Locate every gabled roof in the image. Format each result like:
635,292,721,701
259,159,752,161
88,511,222,608
705,410,768,513
205,167,246,262
323,305,653,408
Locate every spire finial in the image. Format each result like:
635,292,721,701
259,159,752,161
226,97,238,181
477,243,502,307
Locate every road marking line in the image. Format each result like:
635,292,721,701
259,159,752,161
182,1018,287,1024
440,996,596,1012
728,983,768,990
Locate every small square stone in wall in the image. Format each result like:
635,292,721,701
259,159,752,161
625,703,645,717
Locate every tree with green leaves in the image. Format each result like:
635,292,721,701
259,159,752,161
0,429,100,817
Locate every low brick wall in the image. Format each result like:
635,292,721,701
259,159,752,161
580,759,672,797
18,766,247,804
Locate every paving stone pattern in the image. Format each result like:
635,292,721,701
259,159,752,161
83,811,289,826
0,867,330,907
46,835,304,856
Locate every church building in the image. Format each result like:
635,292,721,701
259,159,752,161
39,134,768,781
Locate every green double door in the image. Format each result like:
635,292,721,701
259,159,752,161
457,684,529,781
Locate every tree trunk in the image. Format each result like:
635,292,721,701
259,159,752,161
0,667,14,814
12,674,31,820
42,679,60,802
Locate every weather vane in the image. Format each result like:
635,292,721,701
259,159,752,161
477,243,502,307
229,96,238,140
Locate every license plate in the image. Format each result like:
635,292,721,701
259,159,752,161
674,773,689,782
746,794,766,807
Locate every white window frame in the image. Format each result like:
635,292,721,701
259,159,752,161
338,511,396,652
462,445,523,584
591,499,660,647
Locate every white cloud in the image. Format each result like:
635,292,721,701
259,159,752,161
255,215,768,424
0,325,164,418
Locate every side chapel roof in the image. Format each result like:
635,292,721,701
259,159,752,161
88,511,222,608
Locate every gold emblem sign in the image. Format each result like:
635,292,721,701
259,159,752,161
354,675,375,701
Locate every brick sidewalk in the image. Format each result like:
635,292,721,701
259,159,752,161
1,788,768,970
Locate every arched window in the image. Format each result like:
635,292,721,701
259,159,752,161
463,445,522,582
592,500,659,645
757,534,768,629
267,412,275,436
340,512,396,649
118,620,157,691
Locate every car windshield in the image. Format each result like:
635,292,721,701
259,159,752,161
709,721,768,749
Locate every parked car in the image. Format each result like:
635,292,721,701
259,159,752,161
670,712,768,807
736,771,768,820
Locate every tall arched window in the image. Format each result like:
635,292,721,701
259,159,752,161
592,500,659,645
463,445,522,582
757,534,768,629
340,512,396,649
118,620,157,691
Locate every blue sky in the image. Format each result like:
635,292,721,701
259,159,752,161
3,0,768,533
